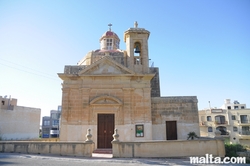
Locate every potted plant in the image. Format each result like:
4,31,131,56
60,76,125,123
187,132,199,140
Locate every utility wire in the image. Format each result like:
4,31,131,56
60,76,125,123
0,58,56,78
0,62,59,81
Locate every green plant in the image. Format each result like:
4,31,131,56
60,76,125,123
225,143,246,157
224,143,250,163
187,132,199,140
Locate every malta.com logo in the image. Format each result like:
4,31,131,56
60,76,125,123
190,154,246,164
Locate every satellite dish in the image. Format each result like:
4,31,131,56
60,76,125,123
234,100,240,104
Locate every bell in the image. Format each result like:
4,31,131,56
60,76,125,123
134,45,140,53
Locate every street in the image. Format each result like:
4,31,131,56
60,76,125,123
0,153,248,166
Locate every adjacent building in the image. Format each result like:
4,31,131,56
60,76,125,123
41,106,61,138
199,99,250,145
0,95,41,140
58,22,200,149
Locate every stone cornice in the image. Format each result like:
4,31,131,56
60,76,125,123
124,28,150,42
58,73,155,81
78,55,135,75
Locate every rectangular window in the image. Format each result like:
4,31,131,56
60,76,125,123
233,127,238,132
207,116,212,121
58,106,62,111
116,40,119,49
215,116,226,124
107,39,113,50
135,124,144,137
240,115,248,123
208,127,213,132
227,106,231,109
232,115,236,120
241,106,245,109
52,120,59,126
51,113,60,119
44,120,50,126
242,126,250,135
234,106,239,109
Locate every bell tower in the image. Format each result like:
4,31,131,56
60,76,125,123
124,22,150,73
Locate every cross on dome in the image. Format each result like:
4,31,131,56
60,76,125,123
108,23,112,31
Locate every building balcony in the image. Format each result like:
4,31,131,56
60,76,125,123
239,131,250,139
214,121,228,125
50,130,60,135
220,131,230,136
242,131,250,135
200,121,214,127
220,134,230,138
238,120,250,125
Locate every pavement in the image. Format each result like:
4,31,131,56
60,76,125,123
0,153,249,166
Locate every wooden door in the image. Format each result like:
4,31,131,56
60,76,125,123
166,121,177,140
98,114,114,148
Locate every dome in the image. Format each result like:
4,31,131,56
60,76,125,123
100,31,120,42
99,24,120,51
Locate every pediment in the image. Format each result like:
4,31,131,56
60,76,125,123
90,95,122,105
79,56,134,75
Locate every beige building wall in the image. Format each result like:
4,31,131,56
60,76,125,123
0,96,41,140
59,59,155,147
229,109,250,145
152,97,200,140
199,99,250,145
199,109,230,138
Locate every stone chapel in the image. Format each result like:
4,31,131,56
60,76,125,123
58,22,200,149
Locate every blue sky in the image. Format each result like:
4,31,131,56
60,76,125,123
0,0,249,121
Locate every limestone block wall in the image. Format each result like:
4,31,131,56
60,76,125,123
149,67,160,97
77,51,126,66
112,139,225,158
151,96,200,140
60,75,153,142
0,141,94,157
0,106,41,140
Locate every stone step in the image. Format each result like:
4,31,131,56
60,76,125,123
93,148,112,154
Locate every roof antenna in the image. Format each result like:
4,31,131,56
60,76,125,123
108,23,112,31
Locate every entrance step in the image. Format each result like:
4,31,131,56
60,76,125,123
93,148,112,154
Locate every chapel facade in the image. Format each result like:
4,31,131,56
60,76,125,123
58,22,200,149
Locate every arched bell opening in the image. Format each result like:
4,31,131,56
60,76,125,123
134,42,142,65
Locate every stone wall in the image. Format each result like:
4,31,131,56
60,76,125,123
112,139,225,158
149,67,160,97
59,73,154,144
151,96,200,140
0,106,41,140
77,51,126,66
0,141,94,157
